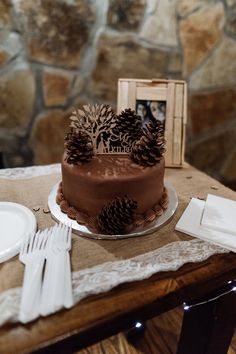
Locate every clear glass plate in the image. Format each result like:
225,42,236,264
48,181,178,240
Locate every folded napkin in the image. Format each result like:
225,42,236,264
175,198,236,253
201,194,236,236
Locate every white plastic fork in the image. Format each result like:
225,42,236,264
39,226,56,316
49,223,67,311
50,223,73,310
19,229,50,323
40,223,73,316
52,223,73,309
64,224,73,309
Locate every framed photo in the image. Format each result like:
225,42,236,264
117,78,187,167
136,100,166,128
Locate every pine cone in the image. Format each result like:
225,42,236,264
114,108,143,142
65,130,94,164
97,196,138,235
131,129,166,166
145,120,164,137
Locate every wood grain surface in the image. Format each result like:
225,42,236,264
1,252,236,354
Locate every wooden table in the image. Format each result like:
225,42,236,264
0,166,236,354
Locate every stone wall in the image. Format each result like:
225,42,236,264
0,0,236,188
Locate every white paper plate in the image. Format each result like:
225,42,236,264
48,181,178,240
0,202,37,263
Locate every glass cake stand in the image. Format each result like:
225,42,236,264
48,181,178,240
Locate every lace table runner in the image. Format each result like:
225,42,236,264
0,163,61,180
0,239,227,325
0,163,230,326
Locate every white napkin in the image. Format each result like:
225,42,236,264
175,198,236,253
201,194,236,236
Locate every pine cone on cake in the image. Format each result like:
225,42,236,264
97,196,138,235
64,130,94,164
115,108,143,143
145,119,164,137
131,128,166,167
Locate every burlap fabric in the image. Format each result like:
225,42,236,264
0,164,234,295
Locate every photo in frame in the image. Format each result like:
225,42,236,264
117,78,187,167
136,100,166,128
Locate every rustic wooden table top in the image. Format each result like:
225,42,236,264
1,165,236,354
1,252,236,354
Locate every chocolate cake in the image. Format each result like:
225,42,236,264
57,104,168,234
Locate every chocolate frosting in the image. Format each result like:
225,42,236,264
61,154,165,217
57,183,168,232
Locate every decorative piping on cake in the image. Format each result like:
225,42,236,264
56,182,169,234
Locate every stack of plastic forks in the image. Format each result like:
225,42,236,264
40,222,73,316
19,228,52,323
19,223,73,323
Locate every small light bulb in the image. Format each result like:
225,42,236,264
232,286,236,291
183,304,190,311
228,280,232,284
135,321,142,328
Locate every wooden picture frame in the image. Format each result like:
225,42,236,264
117,78,187,167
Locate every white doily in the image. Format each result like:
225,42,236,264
0,239,228,326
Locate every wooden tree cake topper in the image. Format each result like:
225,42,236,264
69,104,136,155
67,104,165,166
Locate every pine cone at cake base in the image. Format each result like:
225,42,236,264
97,196,138,235
65,130,94,165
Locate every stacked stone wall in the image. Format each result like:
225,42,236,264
0,0,235,187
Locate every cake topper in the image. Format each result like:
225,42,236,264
69,104,141,155
66,104,166,166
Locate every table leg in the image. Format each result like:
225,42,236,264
176,284,236,354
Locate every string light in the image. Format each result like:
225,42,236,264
183,281,236,311
183,304,190,311
135,321,143,328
